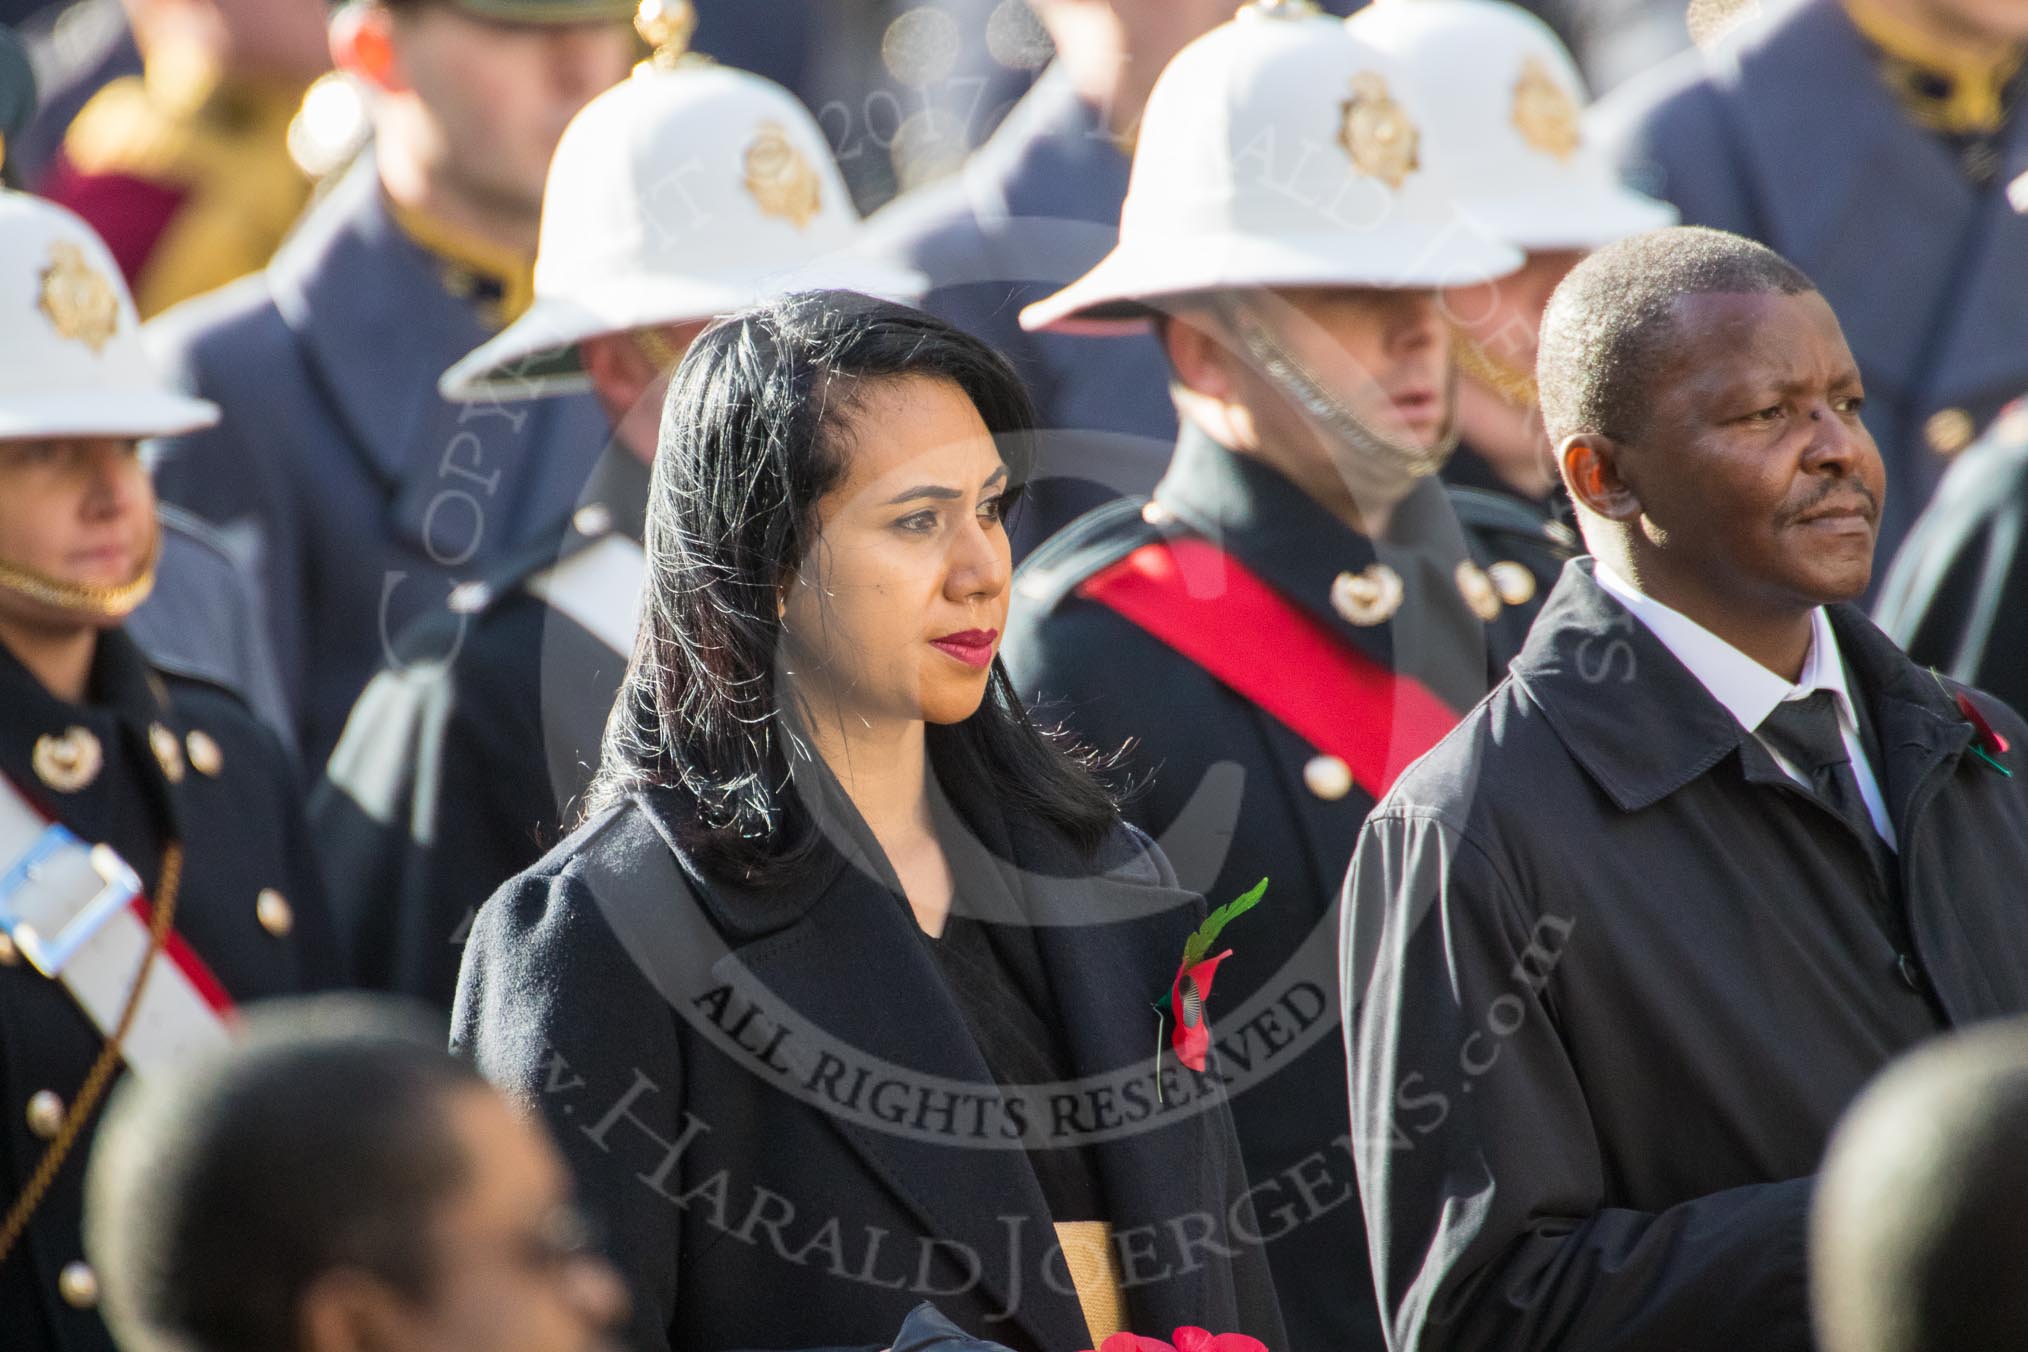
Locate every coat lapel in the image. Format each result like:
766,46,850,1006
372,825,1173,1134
709,804,1092,1352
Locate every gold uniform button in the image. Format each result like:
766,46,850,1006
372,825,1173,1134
1304,754,1354,801
148,723,186,784
1487,560,1538,608
572,502,612,537
58,1261,98,1309
1332,564,1404,627
1925,407,1977,457
1455,561,1503,622
26,1089,64,1140
256,888,294,937
185,729,223,778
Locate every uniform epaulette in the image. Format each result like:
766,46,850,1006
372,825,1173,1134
1446,485,1579,556
1012,496,1163,613
446,503,621,618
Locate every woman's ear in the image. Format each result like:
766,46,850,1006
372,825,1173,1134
329,1,405,94
1561,433,1643,522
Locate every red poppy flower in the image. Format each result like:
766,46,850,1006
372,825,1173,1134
1170,950,1232,1073
1088,1329,1272,1352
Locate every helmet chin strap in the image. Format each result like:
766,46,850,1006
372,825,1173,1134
1219,296,1460,489
1451,326,1540,411
0,528,160,623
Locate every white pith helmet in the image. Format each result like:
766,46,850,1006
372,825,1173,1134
1020,0,1523,336
1347,0,1676,251
0,190,218,439
440,10,923,403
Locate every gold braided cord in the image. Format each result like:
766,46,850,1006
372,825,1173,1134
1452,330,1540,411
632,325,686,373
0,842,183,1270
0,538,159,623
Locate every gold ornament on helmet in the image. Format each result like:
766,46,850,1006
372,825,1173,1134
37,240,121,354
1511,56,1581,161
1243,0,1323,18
743,123,823,230
1340,72,1420,191
635,0,704,73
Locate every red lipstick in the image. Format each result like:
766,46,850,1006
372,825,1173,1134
930,628,998,669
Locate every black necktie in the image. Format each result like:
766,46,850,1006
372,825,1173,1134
1756,690,1879,845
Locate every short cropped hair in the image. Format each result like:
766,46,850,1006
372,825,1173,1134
85,996,490,1352
1812,1019,2028,1352
1536,225,1817,445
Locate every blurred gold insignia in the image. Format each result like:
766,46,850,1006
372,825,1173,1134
1512,56,1580,161
743,122,822,229
1340,72,1419,190
38,241,120,353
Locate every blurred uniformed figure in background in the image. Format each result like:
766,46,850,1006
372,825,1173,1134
999,6,1567,1348
0,189,339,1352
1,21,290,742
1875,397,2028,718
35,0,328,318
143,0,637,769
1592,0,2028,573
1351,0,1675,519
866,0,1358,556
312,0,920,1013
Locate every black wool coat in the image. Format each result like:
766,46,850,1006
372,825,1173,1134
451,738,1285,1352
1344,559,2028,1352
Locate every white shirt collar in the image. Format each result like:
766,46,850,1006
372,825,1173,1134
1593,560,1859,735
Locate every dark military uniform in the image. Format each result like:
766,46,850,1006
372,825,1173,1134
147,156,611,769
1591,0,2028,571
1875,398,2028,718
310,447,647,1013
999,428,1571,1352
0,629,339,1352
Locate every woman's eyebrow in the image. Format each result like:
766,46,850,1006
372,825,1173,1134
882,466,1009,505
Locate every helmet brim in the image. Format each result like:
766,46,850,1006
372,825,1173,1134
439,257,927,403
0,388,220,440
1020,228,1523,335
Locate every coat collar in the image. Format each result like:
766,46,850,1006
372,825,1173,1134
633,733,1217,1346
1514,559,1972,823
1151,427,1497,712
266,156,608,535
0,628,181,837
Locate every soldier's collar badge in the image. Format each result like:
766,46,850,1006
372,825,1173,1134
37,240,121,354
32,725,103,793
1512,56,1581,162
743,122,823,230
1340,72,1420,191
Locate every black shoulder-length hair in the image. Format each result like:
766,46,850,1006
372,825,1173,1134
587,290,1119,883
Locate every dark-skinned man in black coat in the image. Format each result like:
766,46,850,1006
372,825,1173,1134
1344,225,2028,1352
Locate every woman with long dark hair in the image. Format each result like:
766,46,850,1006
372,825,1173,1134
453,292,1284,1352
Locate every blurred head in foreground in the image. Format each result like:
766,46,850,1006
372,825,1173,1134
1813,1018,2028,1352
84,995,627,1352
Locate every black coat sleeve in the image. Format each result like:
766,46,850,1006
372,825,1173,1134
1342,809,1814,1352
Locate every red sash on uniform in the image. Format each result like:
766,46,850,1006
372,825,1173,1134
1077,539,1462,801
